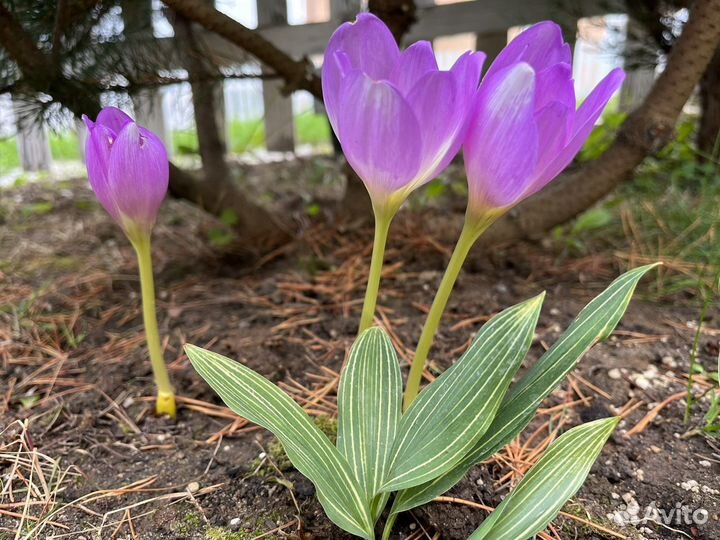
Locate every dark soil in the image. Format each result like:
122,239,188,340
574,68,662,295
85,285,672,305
1,171,718,540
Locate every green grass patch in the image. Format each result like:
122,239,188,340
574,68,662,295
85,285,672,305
50,131,80,161
0,137,20,171
0,131,81,173
171,113,330,156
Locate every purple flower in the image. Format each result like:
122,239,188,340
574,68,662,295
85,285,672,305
323,13,485,212
82,107,168,238
463,22,625,215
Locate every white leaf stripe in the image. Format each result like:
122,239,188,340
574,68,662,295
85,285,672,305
392,264,657,513
337,328,401,519
470,417,618,540
465,264,658,462
384,294,544,491
186,345,374,539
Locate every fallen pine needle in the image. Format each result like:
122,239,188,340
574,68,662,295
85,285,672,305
624,391,688,437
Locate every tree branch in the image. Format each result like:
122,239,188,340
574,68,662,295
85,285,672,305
0,3,52,75
161,0,322,99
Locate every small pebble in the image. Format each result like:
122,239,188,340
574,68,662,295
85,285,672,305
661,355,678,368
650,445,662,454
187,481,200,493
229,517,241,530
699,460,711,468
608,368,622,380
636,375,652,390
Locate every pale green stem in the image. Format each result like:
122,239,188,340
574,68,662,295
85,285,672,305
403,214,494,410
381,511,399,540
358,210,393,334
132,235,176,418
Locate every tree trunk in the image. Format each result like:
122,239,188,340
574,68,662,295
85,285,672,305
480,0,720,247
698,45,720,156
170,12,290,250
368,0,417,44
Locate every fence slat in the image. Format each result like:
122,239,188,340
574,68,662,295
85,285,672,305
257,0,295,153
12,99,51,172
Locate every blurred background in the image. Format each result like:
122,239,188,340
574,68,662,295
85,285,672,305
0,1,654,180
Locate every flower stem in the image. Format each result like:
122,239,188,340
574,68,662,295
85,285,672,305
132,235,176,418
358,211,393,334
403,216,492,410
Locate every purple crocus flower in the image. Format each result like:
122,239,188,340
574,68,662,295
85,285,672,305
82,107,168,239
323,13,485,213
463,21,625,216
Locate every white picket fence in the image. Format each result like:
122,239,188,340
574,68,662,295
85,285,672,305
0,0,646,176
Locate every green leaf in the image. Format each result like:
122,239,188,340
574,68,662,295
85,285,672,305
185,344,374,539
382,293,545,492
337,328,402,522
392,263,658,514
468,417,619,540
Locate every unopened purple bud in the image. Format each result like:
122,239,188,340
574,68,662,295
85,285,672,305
83,107,169,239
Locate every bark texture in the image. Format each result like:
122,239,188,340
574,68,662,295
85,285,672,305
698,45,720,156
480,0,720,246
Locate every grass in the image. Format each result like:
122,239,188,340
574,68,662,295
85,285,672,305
173,113,331,156
0,132,81,172
0,113,331,173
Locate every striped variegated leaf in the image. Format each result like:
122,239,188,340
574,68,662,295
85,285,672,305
337,328,402,522
382,293,545,492
185,344,374,539
390,263,657,514
468,417,620,540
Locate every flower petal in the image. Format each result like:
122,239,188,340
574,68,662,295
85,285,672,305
392,40,438,95
107,122,169,230
464,63,539,209
85,121,121,222
450,50,486,98
534,68,625,186
337,72,422,201
485,21,571,79
323,13,400,133
528,101,572,193
405,70,466,186
535,63,575,113
95,106,133,135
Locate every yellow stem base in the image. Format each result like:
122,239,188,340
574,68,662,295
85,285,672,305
155,390,177,418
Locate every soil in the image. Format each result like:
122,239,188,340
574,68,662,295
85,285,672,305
1,167,718,540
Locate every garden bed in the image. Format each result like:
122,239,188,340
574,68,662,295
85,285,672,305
1,173,718,539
